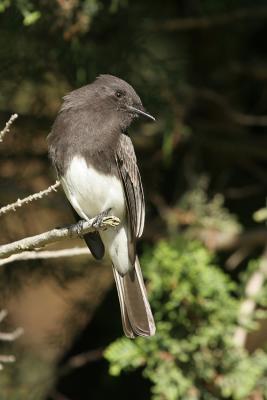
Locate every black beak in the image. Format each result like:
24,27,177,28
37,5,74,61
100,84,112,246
126,105,155,121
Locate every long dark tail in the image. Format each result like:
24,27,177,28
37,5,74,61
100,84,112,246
112,257,156,338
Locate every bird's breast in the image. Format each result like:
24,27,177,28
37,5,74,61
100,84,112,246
61,156,125,221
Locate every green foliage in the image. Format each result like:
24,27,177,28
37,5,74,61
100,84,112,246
253,206,267,223
0,0,10,13
0,0,125,29
0,0,41,25
105,238,267,399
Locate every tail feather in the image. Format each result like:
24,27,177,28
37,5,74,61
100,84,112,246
113,268,135,338
112,257,156,338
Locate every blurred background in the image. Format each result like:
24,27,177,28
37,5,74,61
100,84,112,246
0,1,267,399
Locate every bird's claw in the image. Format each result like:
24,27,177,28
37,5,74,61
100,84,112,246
92,209,120,230
102,216,120,228
92,208,112,229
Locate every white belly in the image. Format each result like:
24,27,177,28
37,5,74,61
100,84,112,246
61,156,126,221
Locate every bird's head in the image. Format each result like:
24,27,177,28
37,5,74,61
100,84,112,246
94,74,155,124
61,74,155,130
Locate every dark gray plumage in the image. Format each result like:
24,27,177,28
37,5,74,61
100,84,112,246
48,74,156,337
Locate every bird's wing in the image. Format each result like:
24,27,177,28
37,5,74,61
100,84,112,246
115,134,145,261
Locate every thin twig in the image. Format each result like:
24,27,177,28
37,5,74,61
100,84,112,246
225,246,253,270
0,180,61,216
197,228,267,270
0,355,16,363
50,391,72,400
0,114,18,142
233,247,267,347
66,348,103,369
0,247,90,266
0,309,24,370
58,348,103,379
0,355,16,370
199,228,267,253
0,310,8,323
192,88,267,127
0,215,120,259
152,6,267,31
0,328,24,341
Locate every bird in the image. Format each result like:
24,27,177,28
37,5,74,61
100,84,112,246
47,74,156,338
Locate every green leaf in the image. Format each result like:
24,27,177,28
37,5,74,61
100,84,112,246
23,10,41,26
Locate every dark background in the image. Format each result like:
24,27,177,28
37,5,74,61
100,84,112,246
0,1,267,399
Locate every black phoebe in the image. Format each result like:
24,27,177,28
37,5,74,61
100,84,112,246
48,75,156,337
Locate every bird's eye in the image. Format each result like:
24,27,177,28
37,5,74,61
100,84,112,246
115,90,123,98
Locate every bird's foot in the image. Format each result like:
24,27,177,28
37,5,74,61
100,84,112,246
101,215,120,229
92,208,112,229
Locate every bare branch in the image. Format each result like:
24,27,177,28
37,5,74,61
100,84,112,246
225,247,252,270
199,228,267,253
0,215,120,260
0,355,16,363
233,247,267,347
152,6,267,31
192,88,267,127
0,355,16,370
50,391,71,400
0,309,23,370
196,228,267,270
0,309,24,342
0,180,61,216
0,247,90,266
56,348,103,383
66,348,103,369
0,114,18,143
0,328,24,342
0,310,8,323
